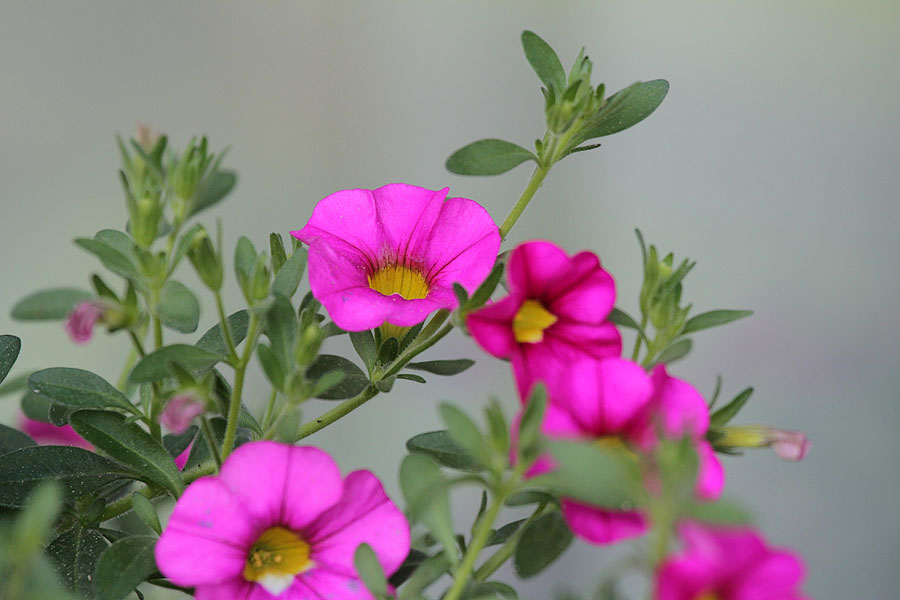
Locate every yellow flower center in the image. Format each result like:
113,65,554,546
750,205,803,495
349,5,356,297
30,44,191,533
368,264,430,300
512,300,558,343
696,592,720,600
243,526,313,596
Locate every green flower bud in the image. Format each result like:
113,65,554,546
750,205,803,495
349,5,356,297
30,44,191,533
295,324,324,367
188,229,223,291
132,194,163,248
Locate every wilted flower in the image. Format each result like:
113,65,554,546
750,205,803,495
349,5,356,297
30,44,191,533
156,441,409,599
292,184,500,334
160,393,207,435
467,240,621,396
656,522,809,600
64,300,105,344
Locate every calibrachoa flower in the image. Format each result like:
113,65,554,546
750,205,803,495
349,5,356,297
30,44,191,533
656,522,809,600
467,240,621,396
715,425,811,461
64,300,105,344
522,358,724,545
292,184,500,333
160,392,207,435
156,441,410,599
20,416,92,450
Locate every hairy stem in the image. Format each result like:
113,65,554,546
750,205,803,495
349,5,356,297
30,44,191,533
498,164,549,240
297,386,379,440
220,314,260,461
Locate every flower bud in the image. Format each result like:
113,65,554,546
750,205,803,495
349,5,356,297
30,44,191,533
295,324,324,367
160,392,207,434
715,425,810,461
132,194,164,248
65,301,106,344
188,229,223,291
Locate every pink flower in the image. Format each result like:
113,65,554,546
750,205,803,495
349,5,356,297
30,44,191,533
291,184,500,332
156,441,410,599
20,416,92,450
715,426,811,461
770,430,810,461
173,441,194,471
65,300,105,344
466,240,621,397
656,522,809,600
522,358,724,545
160,393,206,434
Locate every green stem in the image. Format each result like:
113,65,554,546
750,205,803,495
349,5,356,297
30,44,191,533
115,348,138,392
297,386,379,440
444,493,505,600
200,416,222,470
214,290,239,363
220,315,260,461
383,323,454,380
498,164,549,240
261,388,279,431
631,314,648,362
153,315,163,350
474,501,552,582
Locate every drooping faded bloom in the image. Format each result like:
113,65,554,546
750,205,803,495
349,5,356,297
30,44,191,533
156,441,409,599
467,240,621,396
64,300,105,344
160,393,206,435
292,184,500,333
715,425,811,461
522,358,724,545
656,522,809,600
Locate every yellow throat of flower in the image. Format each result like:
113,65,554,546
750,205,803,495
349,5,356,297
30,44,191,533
244,526,313,596
696,592,720,600
513,300,558,343
368,264,429,300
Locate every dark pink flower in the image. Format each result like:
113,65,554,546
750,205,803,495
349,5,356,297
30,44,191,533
160,393,206,435
521,358,724,545
291,184,500,333
20,416,92,450
656,522,809,600
156,441,410,599
64,300,105,344
467,240,621,396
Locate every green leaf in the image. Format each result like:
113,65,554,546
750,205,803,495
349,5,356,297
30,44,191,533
387,548,430,588
446,139,537,176
271,246,307,299
167,223,204,275
486,519,526,546
397,373,426,384
484,399,510,456
257,343,285,390
406,430,484,472
399,454,457,564
131,492,161,535
11,288,93,321
569,79,669,148
195,310,249,355
270,233,288,273
608,307,642,331
0,371,31,397
46,526,109,597
0,446,137,507
439,403,488,468
0,335,21,384
354,543,388,598
158,280,200,333
504,490,557,507
521,30,566,93
306,355,369,400
683,498,753,525
75,234,140,280
513,511,573,578
70,411,184,497
654,338,693,366
681,309,754,335
0,423,36,455
190,170,237,216
396,553,451,600
234,236,257,285
128,344,224,384
265,294,297,370
517,384,547,462
29,368,137,415
710,387,754,427
468,261,505,308
349,330,377,373
94,535,158,600
407,359,474,376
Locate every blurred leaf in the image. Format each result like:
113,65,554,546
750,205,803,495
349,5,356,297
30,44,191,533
271,246,307,299
0,335,21,385
128,344,223,384
233,236,257,286
75,233,140,280
399,454,457,564
190,170,237,217
11,289,92,321
608,308,642,331
536,440,644,509
130,493,161,535
306,355,368,400
354,543,388,598
654,338,693,366
446,139,536,176
46,526,109,597
407,359,474,376
158,280,200,333
265,293,297,370
396,373,426,384
0,446,136,508
439,403,489,468
167,223,204,275
195,310,249,356
349,330,377,373
387,548,429,588
569,80,669,148
29,368,137,415
93,535,158,600
504,490,557,507
682,309,753,335
521,30,566,93
406,430,484,472
257,343,285,390
683,498,753,525
517,384,547,462
396,553,451,600
513,512,572,578
0,372,32,397
70,411,184,497
710,387,753,427
468,261,505,308
486,519,526,546
0,423,36,456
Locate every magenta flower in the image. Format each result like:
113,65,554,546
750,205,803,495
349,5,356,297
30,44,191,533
160,393,206,434
20,416,92,450
522,358,724,545
65,300,105,344
656,522,809,600
466,240,621,396
291,184,500,333
173,441,193,471
156,441,410,599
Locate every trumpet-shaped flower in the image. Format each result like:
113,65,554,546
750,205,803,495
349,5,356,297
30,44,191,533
156,441,410,599
466,240,621,396
655,522,809,600
65,300,105,344
292,184,500,332
522,358,724,545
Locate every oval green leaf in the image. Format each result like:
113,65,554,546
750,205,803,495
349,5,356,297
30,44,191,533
570,79,669,147
0,423,36,456
521,30,566,93
513,511,572,578
306,354,369,400
407,359,474,376
158,280,200,333
0,335,21,384
11,289,93,321
681,309,754,335
94,535,159,600
446,139,536,176
29,368,137,415
406,430,484,472
128,344,224,384
46,526,109,597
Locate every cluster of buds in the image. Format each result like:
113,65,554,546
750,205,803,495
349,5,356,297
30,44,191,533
639,240,695,348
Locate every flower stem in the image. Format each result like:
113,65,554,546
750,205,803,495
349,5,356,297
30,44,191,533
261,388,279,431
444,493,505,600
220,314,260,461
214,290,239,363
200,416,222,470
474,501,552,582
297,385,379,440
498,164,549,240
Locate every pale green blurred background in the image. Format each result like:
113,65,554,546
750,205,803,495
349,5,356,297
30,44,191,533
1,1,898,598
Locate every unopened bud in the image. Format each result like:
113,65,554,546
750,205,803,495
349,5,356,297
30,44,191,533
716,425,810,461
188,230,223,291
160,392,207,434
295,325,324,367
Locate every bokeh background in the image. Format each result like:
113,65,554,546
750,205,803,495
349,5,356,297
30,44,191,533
1,1,898,598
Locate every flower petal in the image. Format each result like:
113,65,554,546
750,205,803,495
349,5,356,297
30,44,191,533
544,251,616,321
466,296,523,359
695,441,725,500
292,188,385,259
561,498,648,545
195,578,269,600
655,556,720,600
651,365,710,437
291,567,374,600
506,241,573,298
371,184,446,261
734,551,806,599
